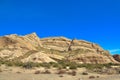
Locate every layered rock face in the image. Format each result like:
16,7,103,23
0,33,42,59
41,37,71,51
0,33,42,50
113,54,120,62
41,38,117,64
0,33,118,64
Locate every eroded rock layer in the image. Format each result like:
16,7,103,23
0,33,119,64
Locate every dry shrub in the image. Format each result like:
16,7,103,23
59,75,64,77
42,70,51,74
96,76,100,78
119,70,120,74
67,70,77,76
16,71,21,74
89,76,95,79
34,70,41,74
82,72,88,75
57,69,66,74
0,69,2,72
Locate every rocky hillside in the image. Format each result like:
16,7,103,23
0,33,119,64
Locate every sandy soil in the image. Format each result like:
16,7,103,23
0,72,120,80
0,66,120,80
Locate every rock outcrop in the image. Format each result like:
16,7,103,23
22,52,56,63
68,53,117,64
0,33,42,59
113,54,120,62
0,33,42,51
0,33,119,64
41,37,71,51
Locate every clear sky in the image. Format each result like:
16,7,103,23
0,0,120,54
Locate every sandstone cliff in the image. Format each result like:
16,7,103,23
41,37,117,64
0,33,118,64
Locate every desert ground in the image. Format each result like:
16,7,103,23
0,66,120,80
0,72,120,80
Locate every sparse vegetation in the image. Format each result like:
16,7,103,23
67,70,77,76
57,69,66,74
22,62,34,69
13,50,39,61
16,71,21,74
42,70,51,74
34,70,41,74
117,70,120,74
82,72,89,75
89,76,96,79
39,62,51,68
0,68,2,72
59,75,64,77
57,60,78,69
0,58,120,73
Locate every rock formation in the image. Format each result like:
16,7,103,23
113,54,120,62
0,33,119,64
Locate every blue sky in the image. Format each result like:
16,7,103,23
0,0,120,54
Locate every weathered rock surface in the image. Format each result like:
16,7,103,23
68,53,117,64
0,33,119,64
113,54,120,62
0,33,42,59
41,37,71,51
22,52,56,63
41,37,118,64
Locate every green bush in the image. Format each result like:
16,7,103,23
14,61,24,67
39,62,51,68
22,62,35,69
69,65,77,69
50,62,60,68
5,61,14,66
